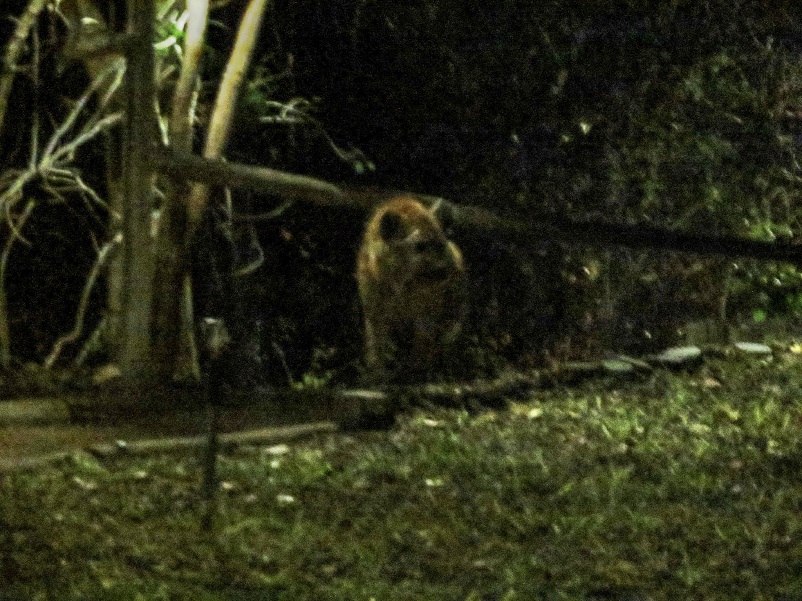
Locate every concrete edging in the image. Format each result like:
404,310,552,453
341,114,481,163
0,398,72,425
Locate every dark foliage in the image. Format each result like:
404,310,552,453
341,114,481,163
4,0,802,376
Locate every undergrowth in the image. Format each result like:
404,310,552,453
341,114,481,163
3,348,802,600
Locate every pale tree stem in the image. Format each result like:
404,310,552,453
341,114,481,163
187,0,271,233
149,0,211,381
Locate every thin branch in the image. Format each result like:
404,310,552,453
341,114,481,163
0,6,121,370
231,198,294,222
49,111,123,164
0,108,123,243
29,11,40,168
44,232,123,368
258,99,371,167
42,61,123,159
95,58,126,113
69,172,112,224
2,177,32,246
0,199,35,367
0,0,48,135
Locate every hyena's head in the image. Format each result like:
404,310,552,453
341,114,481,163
373,196,462,285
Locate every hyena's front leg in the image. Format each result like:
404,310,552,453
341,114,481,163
363,311,395,382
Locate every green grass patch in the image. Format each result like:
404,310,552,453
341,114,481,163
4,351,802,599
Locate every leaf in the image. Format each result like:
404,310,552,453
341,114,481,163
716,403,740,421
527,407,544,420
602,359,635,375
648,346,703,367
734,342,772,355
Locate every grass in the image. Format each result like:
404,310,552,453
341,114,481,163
3,349,802,599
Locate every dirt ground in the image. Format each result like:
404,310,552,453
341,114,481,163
0,399,334,471
0,423,158,464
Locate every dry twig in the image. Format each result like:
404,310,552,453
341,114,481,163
0,0,48,135
45,233,123,368
0,60,125,367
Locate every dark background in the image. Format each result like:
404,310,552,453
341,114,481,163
2,0,802,383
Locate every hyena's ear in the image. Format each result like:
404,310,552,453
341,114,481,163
379,211,405,242
429,198,457,236
427,198,442,216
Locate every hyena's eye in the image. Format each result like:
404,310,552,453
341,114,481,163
379,212,404,241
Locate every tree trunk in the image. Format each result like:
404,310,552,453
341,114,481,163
117,0,157,379
149,0,210,382
151,0,270,380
